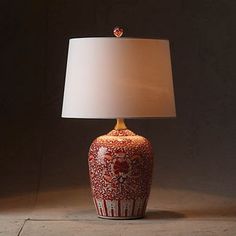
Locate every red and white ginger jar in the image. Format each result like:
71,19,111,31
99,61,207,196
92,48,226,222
88,129,153,219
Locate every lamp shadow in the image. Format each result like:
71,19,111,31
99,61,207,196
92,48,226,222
145,210,185,220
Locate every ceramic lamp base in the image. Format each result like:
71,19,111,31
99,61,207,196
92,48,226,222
88,128,153,219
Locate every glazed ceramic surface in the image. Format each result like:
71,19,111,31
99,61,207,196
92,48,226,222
88,129,153,219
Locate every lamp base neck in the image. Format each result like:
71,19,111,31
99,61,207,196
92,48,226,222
114,118,127,130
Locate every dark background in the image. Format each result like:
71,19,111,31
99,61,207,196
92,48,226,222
0,0,235,201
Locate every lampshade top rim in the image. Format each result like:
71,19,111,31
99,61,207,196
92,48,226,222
69,37,169,42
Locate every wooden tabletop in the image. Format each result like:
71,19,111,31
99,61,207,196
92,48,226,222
1,186,236,235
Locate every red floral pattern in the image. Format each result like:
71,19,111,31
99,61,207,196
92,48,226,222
113,159,129,175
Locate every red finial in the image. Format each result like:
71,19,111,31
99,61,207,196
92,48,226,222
113,27,124,37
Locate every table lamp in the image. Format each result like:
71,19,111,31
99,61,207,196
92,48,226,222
62,28,176,219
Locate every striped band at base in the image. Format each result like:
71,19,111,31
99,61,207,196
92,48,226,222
93,197,148,218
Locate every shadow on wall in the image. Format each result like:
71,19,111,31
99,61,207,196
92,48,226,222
1,118,236,201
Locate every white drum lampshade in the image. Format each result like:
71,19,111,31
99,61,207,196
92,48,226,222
62,37,176,119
